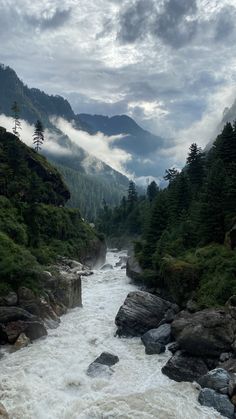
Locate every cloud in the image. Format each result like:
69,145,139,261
1,0,236,180
0,114,72,156
52,117,132,176
25,7,72,30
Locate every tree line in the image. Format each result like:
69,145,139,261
96,122,236,307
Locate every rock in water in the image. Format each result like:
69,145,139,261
162,351,208,382
14,333,30,350
93,352,119,366
0,403,9,418
87,362,113,378
197,368,231,395
198,388,235,419
172,309,235,357
115,291,179,337
87,352,119,377
141,324,171,355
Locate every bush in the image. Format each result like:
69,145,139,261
0,232,41,289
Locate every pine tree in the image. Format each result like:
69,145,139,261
127,180,137,211
11,101,21,138
164,167,179,183
147,180,159,202
33,120,44,152
186,143,204,191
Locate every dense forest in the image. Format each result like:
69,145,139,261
0,127,104,295
97,122,236,308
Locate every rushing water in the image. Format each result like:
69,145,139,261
0,251,222,419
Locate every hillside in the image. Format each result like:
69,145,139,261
0,64,129,219
97,123,236,308
0,127,105,294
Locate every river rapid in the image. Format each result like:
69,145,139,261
0,251,222,419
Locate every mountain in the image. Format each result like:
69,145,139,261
0,64,129,219
79,114,166,177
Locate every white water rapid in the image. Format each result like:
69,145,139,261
0,251,222,419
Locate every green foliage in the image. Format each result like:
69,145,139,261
0,128,104,294
0,232,41,287
99,122,236,308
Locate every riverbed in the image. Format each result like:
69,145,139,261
0,251,221,418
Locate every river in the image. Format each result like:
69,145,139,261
0,251,221,419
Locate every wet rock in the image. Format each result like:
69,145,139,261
168,342,180,354
101,264,113,270
141,324,171,355
18,287,60,327
115,291,179,337
93,352,119,366
87,362,113,378
0,403,9,418
14,333,30,350
87,352,119,377
172,309,235,357
0,306,35,323
3,320,47,343
126,251,143,282
228,375,236,397
0,292,17,306
219,358,236,374
186,299,199,313
198,388,235,419
220,353,233,363
162,351,208,382
197,368,231,395
231,394,236,407
23,321,47,341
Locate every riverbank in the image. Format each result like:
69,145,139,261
0,251,220,418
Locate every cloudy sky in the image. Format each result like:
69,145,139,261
1,0,236,175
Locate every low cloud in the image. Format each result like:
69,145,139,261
52,117,132,176
0,114,72,156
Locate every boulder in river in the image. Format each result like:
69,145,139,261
172,309,236,357
87,352,119,377
0,292,17,306
93,352,119,366
198,388,235,419
141,324,171,355
162,350,208,382
115,291,179,337
87,362,113,378
197,368,231,395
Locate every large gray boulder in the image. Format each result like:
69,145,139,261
198,388,235,419
172,309,236,357
162,351,208,382
197,368,231,395
115,291,179,337
141,324,171,354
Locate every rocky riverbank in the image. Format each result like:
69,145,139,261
0,257,94,351
117,253,236,418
